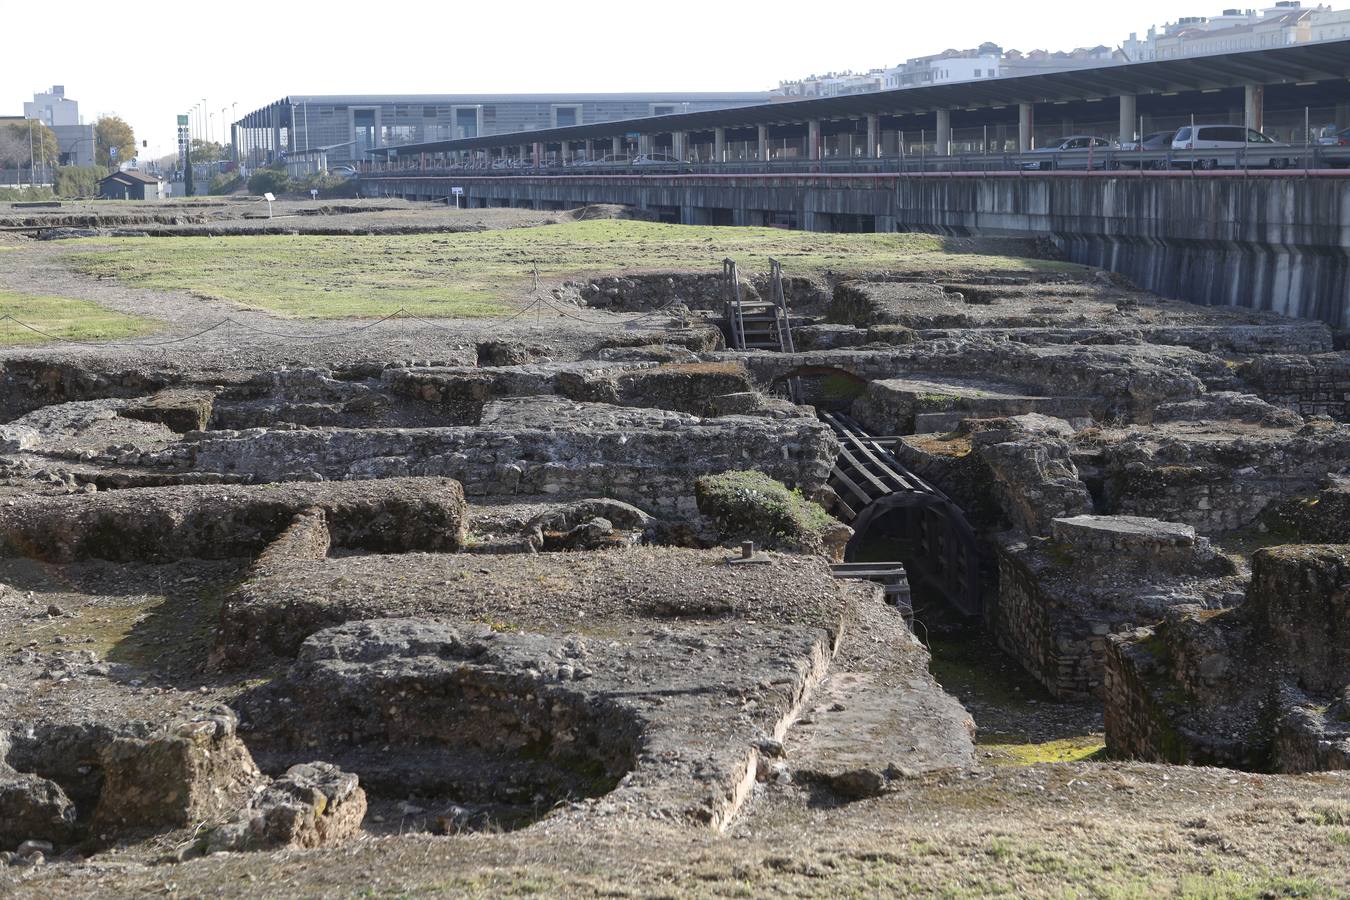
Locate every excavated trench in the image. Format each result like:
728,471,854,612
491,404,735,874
236,648,642,835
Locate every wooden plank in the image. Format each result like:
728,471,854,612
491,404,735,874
829,465,873,507
835,443,892,496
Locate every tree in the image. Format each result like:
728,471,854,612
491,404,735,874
189,139,226,164
0,121,58,169
95,115,136,168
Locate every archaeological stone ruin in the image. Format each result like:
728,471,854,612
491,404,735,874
1,232,1349,887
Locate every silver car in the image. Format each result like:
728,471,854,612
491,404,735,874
1019,136,1117,171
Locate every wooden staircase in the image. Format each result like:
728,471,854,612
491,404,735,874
722,258,796,353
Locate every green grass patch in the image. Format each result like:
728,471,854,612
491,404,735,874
0,291,157,346
63,219,1073,320
980,735,1107,765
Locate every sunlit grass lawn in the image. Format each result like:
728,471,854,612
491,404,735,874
64,219,1075,319
0,292,158,346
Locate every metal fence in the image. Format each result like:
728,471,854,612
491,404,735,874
363,144,1350,179
0,166,54,189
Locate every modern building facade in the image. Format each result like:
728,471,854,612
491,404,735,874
22,86,95,167
231,93,772,169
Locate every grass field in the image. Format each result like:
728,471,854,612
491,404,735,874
64,219,1075,319
0,292,157,346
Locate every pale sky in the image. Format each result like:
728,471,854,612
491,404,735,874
0,0,1289,159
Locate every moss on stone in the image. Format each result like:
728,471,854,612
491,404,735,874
694,470,839,554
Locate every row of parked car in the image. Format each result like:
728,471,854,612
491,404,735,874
1020,124,1350,170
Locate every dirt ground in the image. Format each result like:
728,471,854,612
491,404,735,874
5,762,1348,897
0,197,570,236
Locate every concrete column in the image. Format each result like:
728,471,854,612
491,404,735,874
866,114,880,158
672,131,686,160
714,127,726,162
584,139,594,162
808,120,821,160
1018,102,1034,152
611,136,622,157
935,109,951,156
757,125,769,162
519,144,528,161
1245,84,1264,133
881,129,899,157
638,134,653,156
532,142,544,166
1118,93,1137,144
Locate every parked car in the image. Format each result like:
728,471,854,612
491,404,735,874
329,165,357,177
630,153,683,167
1318,126,1350,167
1019,136,1116,170
575,154,631,168
1171,125,1292,169
1116,130,1177,169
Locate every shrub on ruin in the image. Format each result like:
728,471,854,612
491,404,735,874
53,165,108,198
209,172,243,195
694,470,848,558
247,166,291,196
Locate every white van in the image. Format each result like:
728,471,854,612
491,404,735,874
1171,125,1292,169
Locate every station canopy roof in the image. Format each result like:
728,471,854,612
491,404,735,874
234,92,772,128
369,39,1350,155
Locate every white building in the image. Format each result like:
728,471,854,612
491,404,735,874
21,86,95,167
1122,3,1350,62
1310,4,1350,38
884,53,1001,89
23,85,81,127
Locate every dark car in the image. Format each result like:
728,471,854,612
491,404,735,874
1318,126,1350,167
1117,130,1177,169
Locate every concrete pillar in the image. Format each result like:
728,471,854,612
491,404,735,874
866,114,880,158
611,136,622,157
519,144,528,161
808,120,821,160
935,109,951,157
672,131,686,161
1245,84,1264,133
1118,93,1137,144
584,139,594,162
757,124,769,162
532,142,544,166
1018,102,1034,152
639,134,653,156
1336,102,1350,129
881,129,899,157
714,127,726,162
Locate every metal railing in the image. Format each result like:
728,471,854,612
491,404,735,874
361,145,1350,178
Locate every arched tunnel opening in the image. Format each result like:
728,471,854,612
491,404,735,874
820,411,982,627
770,367,867,411
845,494,982,631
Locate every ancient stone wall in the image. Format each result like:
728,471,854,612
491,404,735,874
990,542,1100,700
173,402,838,519
1102,429,1350,534
1241,353,1350,421
0,478,467,563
